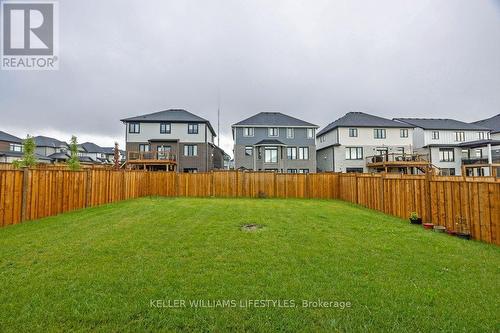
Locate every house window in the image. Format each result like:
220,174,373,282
160,123,171,134
268,128,279,137
287,169,298,173
440,168,456,176
128,122,140,133
184,145,198,156
349,128,358,137
346,168,364,173
183,168,198,173
264,147,278,163
188,124,199,134
374,129,386,139
439,148,455,162
139,144,150,152
245,146,253,156
478,132,485,140
432,131,440,140
319,135,326,143
345,147,363,160
298,169,309,174
243,127,254,137
286,128,294,139
400,129,408,138
157,145,172,159
9,143,22,152
455,132,465,142
475,149,483,158
307,128,315,139
287,147,297,160
298,147,309,160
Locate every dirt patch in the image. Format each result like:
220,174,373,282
241,224,263,231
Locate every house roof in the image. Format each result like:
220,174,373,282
120,109,216,136
34,136,68,148
102,147,126,155
79,142,106,153
394,118,490,131
458,139,500,149
317,112,412,136
0,131,22,144
254,139,286,146
232,112,318,128
0,150,52,161
48,152,70,160
473,114,500,134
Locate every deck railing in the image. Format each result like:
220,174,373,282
366,153,429,164
127,151,177,162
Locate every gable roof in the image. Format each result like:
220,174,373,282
120,109,216,136
0,131,22,144
317,112,412,136
473,114,500,134
232,112,318,128
394,118,490,131
34,136,68,148
79,142,105,153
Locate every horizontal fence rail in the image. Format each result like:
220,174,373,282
0,170,499,245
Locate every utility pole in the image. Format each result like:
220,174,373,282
217,91,221,147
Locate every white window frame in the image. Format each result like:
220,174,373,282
188,124,199,134
454,131,465,142
374,129,386,139
286,128,294,139
348,128,358,137
268,128,279,137
287,147,297,160
400,129,408,138
184,145,198,156
307,128,315,139
477,132,485,140
345,147,363,160
160,122,171,134
439,148,455,162
128,122,140,134
432,131,440,140
243,127,254,137
245,146,253,156
9,143,23,152
298,147,309,160
264,147,278,163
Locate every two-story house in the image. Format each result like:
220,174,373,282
316,112,415,173
0,132,51,164
232,112,318,173
79,142,108,163
34,136,69,157
394,118,492,176
121,109,224,172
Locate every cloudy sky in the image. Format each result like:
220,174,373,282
1,0,499,155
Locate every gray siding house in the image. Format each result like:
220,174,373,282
232,112,318,173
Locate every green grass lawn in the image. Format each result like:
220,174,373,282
0,198,499,332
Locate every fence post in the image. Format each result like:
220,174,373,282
20,167,29,222
85,169,92,207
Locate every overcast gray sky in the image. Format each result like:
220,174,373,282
1,0,499,155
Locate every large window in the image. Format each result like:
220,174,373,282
184,145,198,156
245,146,253,156
243,127,254,137
139,144,150,152
264,147,278,163
286,128,294,138
298,147,309,160
307,128,315,139
455,131,465,142
188,124,199,134
400,129,408,138
128,122,140,133
349,128,358,137
374,129,386,139
160,123,171,134
287,147,297,160
9,143,22,152
432,131,440,140
268,128,279,137
478,132,485,140
439,148,454,162
345,147,363,160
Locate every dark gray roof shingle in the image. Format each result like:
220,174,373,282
79,142,105,153
120,109,216,136
0,131,22,144
233,112,318,127
34,136,68,148
255,139,286,145
317,112,412,136
394,118,490,131
473,114,500,134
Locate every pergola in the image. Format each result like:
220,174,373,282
459,139,500,177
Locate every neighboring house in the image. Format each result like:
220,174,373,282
121,109,224,172
34,136,69,157
394,118,492,176
79,142,108,163
232,112,318,173
316,112,414,173
102,147,126,164
473,114,500,159
0,132,51,163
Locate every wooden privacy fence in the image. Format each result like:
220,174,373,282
0,170,499,245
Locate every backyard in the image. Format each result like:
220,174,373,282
0,197,498,332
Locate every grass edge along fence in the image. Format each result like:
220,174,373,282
0,169,498,245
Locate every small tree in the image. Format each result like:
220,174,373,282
13,135,37,168
67,136,81,171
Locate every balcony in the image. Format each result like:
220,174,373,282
127,151,177,165
366,153,429,165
